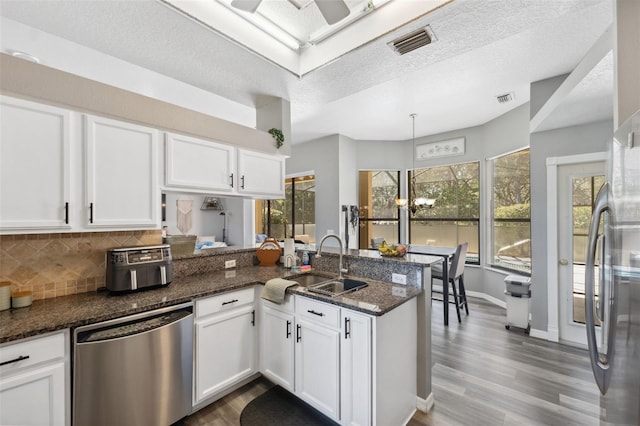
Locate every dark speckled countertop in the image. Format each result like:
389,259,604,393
0,265,421,344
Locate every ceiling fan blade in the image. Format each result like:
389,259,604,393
315,0,350,25
230,0,262,13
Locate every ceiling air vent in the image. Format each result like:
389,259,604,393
496,92,515,104
388,25,436,56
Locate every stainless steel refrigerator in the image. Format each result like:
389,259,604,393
585,110,640,425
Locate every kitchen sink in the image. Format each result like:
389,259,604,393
291,273,336,287
307,278,368,297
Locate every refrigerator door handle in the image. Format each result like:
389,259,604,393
585,182,615,394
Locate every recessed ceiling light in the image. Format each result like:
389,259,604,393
10,51,40,64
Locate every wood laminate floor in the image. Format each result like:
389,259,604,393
178,297,602,426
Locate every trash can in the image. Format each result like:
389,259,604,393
504,274,531,333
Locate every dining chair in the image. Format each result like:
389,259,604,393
431,242,469,323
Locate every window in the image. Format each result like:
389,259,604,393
490,149,530,273
408,161,480,263
256,175,316,244
358,171,400,247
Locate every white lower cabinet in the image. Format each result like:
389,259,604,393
340,310,372,426
295,315,341,421
258,294,416,426
0,330,69,426
194,288,257,405
260,297,295,392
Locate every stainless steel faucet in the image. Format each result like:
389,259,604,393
316,233,347,279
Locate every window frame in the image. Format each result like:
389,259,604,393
358,170,401,248
407,160,480,265
488,148,531,275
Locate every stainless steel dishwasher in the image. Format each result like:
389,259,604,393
73,303,193,426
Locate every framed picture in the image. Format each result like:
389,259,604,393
416,137,465,160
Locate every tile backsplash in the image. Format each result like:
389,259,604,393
0,231,161,300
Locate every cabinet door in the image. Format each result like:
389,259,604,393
294,317,340,421
341,310,372,426
0,361,66,426
85,115,158,228
237,149,285,198
0,96,71,231
194,305,256,404
260,306,295,392
165,133,235,193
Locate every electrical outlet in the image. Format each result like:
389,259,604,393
392,273,407,284
392,287,407,297
225,259,236,269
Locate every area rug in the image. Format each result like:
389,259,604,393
240,386,339,426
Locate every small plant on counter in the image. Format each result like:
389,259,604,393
268,128,284,149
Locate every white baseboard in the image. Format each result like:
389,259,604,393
528,328,549,340
416,392,434,413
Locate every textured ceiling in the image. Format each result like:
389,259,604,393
0,0,614,144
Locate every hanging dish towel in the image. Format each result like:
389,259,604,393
262,278,299,304
177,200,193,234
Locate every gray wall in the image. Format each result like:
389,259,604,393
529,120,611,331
286,100,612,335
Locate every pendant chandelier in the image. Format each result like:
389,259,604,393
396,113,436,213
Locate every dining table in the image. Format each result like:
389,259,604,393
407,245,457,325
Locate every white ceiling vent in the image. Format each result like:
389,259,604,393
388,25,436,56
496,92,515,104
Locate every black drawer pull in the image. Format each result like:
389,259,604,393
308,309,324,317
296,324,301,342
241,175,245,189
345,317,351,339
286,320,292,338
222,299,239,306
89,202,94,223
64,202,69,224
230,173,234,188
251,310,255,326
0,355,30,366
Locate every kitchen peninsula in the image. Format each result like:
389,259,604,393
0,246,442,426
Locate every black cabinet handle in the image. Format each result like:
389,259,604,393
0,355,30,366
89,202,94,224
230,173,234,188
307,309,324,317
345,317,351,339
64,202,69,224
221,299,238,306
296,324,301,342
251,310,255,326
241,175,245,189
286,320,292,338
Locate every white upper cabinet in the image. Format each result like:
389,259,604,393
0,96,72,231
84,115,159,228
237,149,285,198
165,132,235,193
163,133,285,199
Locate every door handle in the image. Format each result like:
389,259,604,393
286,320,291,338
559,259,569,265
584,182,615,394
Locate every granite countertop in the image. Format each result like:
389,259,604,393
0,265,421,344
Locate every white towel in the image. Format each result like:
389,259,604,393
262,278,298,304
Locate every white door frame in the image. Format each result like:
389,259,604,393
546,152,607,343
